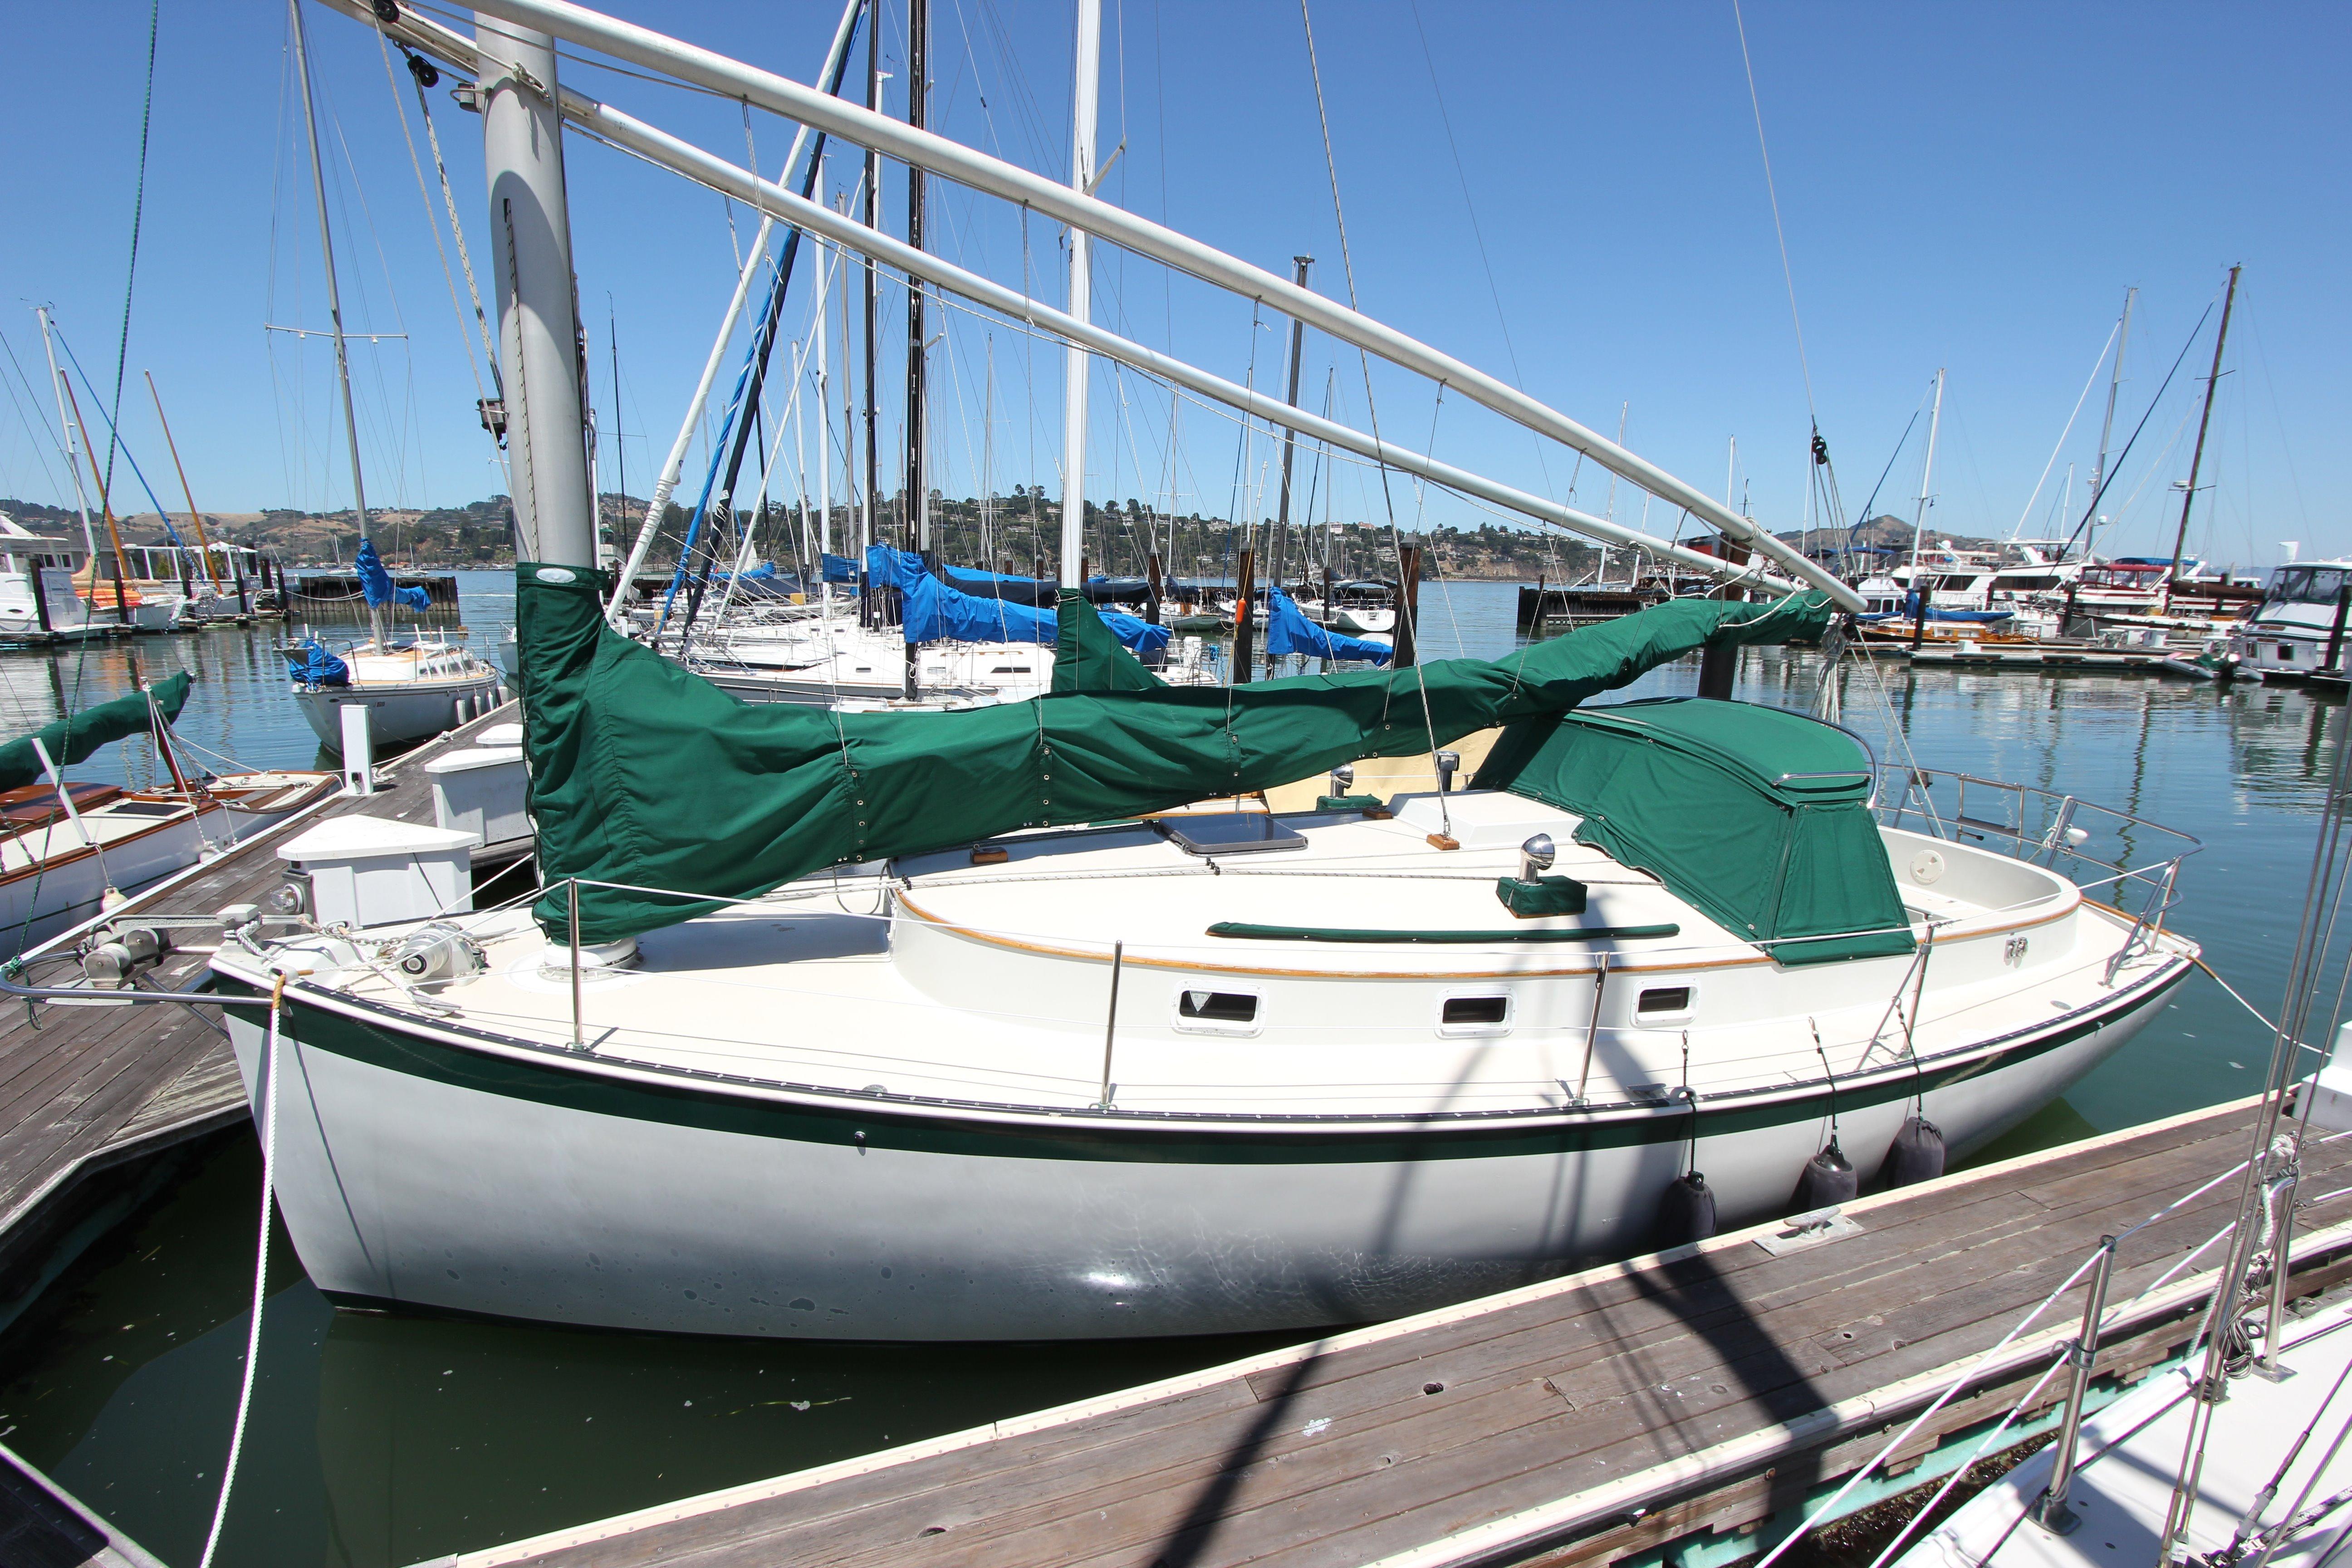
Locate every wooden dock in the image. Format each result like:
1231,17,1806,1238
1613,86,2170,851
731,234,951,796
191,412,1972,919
0,705,524,1339
444,1096,2352,1568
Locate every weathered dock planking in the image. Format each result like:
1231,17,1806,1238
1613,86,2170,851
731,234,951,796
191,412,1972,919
443,1096,2352,1568
0,704,526,1333
0,1439,166,1568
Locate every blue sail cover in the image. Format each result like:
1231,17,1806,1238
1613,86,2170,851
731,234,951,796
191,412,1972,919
1266,584,1392,665
287,638,351,687
822,553,859,584
868,546,1170,653
355,539,433,611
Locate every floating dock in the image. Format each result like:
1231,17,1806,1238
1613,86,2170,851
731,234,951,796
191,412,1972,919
432,1095,2349,1568
0,707,522,1344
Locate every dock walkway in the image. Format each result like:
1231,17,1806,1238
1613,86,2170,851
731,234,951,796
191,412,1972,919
0,706,520,1329
455,1097,2352,1568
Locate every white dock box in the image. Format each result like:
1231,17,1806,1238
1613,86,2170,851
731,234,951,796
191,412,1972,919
2301,1026,2352,1133
277,817,480,928
424,746,530,848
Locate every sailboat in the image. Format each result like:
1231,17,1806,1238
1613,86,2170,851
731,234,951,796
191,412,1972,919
276,1,501,752
0,674,336,958
211,0,2200,1343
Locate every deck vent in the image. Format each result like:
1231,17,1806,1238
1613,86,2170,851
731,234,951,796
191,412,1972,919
1441,996,1509,1028
1637,986,1693,1017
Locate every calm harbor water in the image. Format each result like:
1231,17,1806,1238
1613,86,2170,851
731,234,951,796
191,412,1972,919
0,576,2334,1566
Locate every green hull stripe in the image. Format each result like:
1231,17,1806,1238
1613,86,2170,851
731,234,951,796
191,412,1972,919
223,968,2185,1167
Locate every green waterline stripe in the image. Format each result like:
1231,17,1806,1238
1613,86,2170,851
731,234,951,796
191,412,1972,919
220,967,2185,1167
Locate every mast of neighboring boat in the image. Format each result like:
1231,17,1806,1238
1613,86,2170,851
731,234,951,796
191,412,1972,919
1060,0,1101,589
1911,369,1944,579
1271,256,1312,597
144,372,221,593
861,18,879,579
905,0,929,554
1601,401,1626,587
2083,285,2136,567
603,5,862,629
54,377,137,626
289,0,387,648
814,177,833,608
2168,264,2241,584
607,298,623,568
32,308,120,623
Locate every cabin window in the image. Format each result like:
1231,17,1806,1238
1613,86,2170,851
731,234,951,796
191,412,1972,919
1174,989,1262,1035
2280,645,2298,662
989,665,1032,675
1439,995,1511,1036
1637,986,1693,1018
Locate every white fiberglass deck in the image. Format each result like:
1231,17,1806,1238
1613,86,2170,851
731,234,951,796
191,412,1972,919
268,789,2165,1124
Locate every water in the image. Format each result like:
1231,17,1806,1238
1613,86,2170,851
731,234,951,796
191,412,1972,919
0,572,519,786
0,578,2334,1566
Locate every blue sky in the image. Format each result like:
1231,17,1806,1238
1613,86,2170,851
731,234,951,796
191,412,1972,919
0,1,2342,571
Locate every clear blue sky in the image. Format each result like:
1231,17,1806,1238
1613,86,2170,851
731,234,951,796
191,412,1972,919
0,1,2341,571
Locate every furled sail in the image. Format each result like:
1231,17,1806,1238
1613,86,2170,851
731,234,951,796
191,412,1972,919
0,671,193,791
516,563,1831,943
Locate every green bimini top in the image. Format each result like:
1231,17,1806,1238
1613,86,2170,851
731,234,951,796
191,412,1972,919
1472,696,1914,967
513,563,1832,944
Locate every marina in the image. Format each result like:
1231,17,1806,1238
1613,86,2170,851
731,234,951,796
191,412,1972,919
0,1,2340,1565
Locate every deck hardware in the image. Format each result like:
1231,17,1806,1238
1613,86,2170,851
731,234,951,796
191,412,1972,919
2005,935,2029,966
1435,751,1460,793
1573,956,1610,1104
568,878,583,1051
1426,833,1460,851
970,844,1009,866
1098,941,1123,1107
2256,1156,2303,1380
2035,1233,2117,1534
1754,1206,1863,1256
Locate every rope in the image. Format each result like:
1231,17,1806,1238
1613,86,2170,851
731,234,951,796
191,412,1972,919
196,971,284,1568
1730,0,1816,426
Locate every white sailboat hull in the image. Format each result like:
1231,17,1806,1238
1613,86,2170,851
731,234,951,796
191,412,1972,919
220,969,2177,1342
293,675,505,750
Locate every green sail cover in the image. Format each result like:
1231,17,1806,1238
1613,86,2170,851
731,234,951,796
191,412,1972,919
0,671,192,792
515,563,1831,943
1473,696,1913,966
1053,588,1164,693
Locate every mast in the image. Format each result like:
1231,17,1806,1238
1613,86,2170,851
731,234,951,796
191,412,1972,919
2168,265,2240,583
814,182,833,586
144,372,221,591
905,0,929,553
1271,256,1313,592
1060,0,1100,588
1911,368,1945,577
2082,286,2136,564
862,18,880,569
608,299,624,566
33,309,110,614
477,10,595,569
289,0,388,644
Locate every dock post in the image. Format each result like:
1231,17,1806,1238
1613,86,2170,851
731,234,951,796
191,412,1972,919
338,705,375,796
2035,1233,2117,1534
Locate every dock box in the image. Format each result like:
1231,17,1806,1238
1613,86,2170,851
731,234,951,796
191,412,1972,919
276,816,480,928
424,746,529,849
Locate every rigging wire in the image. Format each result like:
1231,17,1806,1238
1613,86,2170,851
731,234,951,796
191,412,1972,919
1298,0,1446,805
102,0,162,502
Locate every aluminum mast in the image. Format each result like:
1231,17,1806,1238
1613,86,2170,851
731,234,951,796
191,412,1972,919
289,0,388,645
1060,0,1100,588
